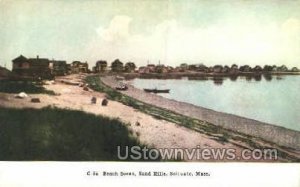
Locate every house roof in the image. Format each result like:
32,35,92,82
0,66,12,76
27,58,50,66
12,55,27,63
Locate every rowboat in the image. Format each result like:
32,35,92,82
143,88,170,93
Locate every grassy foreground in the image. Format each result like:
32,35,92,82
0,106,152,161
0,80,55,95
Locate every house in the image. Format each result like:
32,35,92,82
12,55,53,79
166,66,174,73
71,61,89,73
222,65,230,73
291,67,299,72
213,65,223,73
239,65,252,72
50,60,67,76
197,64,208,72
263,65,273,72
155,65,168,73
93,60,107,73
277,65,288,72
147,64,156,73
229,64,239,74
138,66,150,74
0,66,11,79
124,62,136,73
188,64,197,71
180,63,188,71
111,59,123,72
253,65,263,72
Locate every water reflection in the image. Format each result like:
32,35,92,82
212,77,224,85
229,75,238,81
263,74,272,81
253,74,262,81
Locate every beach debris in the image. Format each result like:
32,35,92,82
15,92,28,99
44,80,55,85
135,121,141,126
101,98,108,106
31,98,41,103
61,80,80,86
83,86,89,91
91,97,97,104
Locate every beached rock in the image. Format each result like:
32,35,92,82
15,92,28,99
101,98,108,106
91,97,97,104
83,86,89,91
31,98,41,103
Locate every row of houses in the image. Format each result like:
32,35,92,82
10,55,300,79
12,55,89,79
92,59,137,73
11,55,138,79
176,63,299,74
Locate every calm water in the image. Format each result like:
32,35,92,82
132,75,300,131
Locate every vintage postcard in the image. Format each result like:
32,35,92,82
0,0,299,186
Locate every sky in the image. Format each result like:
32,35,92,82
0,0,300,69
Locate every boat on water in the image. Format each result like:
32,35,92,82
143,88,170,93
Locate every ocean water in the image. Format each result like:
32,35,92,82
132,75,300,131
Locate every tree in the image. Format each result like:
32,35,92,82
111,59,123,72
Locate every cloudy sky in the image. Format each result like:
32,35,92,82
1,0,300,69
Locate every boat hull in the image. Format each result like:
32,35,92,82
143,89,170,93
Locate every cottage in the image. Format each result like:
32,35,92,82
138,66,149,74
155,65,168,73
147,64,156,73
50,60,67,76
111,59,123,72
0,66,11,79
93,60,107,73
277,65,288,72
222,65,230,73
12,55,53,79
253,65,263,72
71,61,89,73
239,65,252,72
291,67,299,72
228,64,239,74
213,65,223,73
124,62,136,73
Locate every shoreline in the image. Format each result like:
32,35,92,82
120,71,300,80
100,75,300,150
